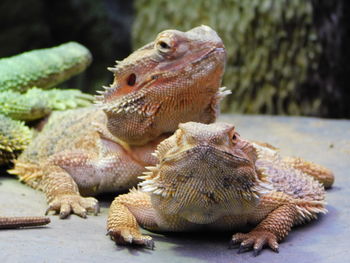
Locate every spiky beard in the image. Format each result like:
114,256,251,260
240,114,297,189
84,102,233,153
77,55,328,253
139,165,271,223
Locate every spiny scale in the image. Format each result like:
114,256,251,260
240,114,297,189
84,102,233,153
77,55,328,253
107,67,117,73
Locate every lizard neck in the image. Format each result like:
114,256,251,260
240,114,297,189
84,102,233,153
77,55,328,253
104,87,229,146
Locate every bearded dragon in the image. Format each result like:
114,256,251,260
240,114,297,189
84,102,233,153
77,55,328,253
106,122,334,255
8,26,229,220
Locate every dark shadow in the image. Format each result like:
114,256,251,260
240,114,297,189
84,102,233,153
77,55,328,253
94,191,129,209
138,206,338,262
148,229,247,262
0,166,13,178
95,191,127,202
326,185,341,192
0,226,51,231
112,242,154,256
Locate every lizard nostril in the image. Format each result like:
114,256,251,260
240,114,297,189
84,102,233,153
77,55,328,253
127,73,136,86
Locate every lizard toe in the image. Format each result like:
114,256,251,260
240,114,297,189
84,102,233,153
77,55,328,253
133,235,155,250
59,203,72,219
45,201,60,215
267,237,279,253
82,197,100,215
231,230,279,256
71,202,87,218
107,228,154,249
46,194,99,219
252,236,267,256
144,238,155,250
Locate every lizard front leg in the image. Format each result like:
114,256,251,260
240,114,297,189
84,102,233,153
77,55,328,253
10,159,99,219
107,189,157,249
42,165,99,219
230,192,298,256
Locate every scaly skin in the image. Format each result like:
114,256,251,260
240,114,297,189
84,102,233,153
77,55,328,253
0,88,93,164
9,26,229,220
107,122,334,255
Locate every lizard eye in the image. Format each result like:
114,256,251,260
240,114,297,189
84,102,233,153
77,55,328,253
156,39,172,54
159,41,170,49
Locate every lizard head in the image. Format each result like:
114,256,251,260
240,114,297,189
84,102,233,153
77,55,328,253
139,122,270,224
96,25,229,145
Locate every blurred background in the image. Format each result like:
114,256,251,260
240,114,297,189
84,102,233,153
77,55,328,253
1,0,349,118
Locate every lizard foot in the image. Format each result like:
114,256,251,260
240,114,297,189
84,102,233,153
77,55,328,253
107,228,154,249
230,230,279,256
45,194,100,219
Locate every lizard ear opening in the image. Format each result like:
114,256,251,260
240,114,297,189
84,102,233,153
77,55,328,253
127,73,136,86
99,74,136,103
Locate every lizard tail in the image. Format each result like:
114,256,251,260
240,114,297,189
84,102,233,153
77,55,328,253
283,157,335,189
0,216,50,229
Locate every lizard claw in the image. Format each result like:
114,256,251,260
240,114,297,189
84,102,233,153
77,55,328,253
93,202,100,215
45,194,99,219
45,206,54,216
143,239,155,250
107,228,154,249
230,230,279,256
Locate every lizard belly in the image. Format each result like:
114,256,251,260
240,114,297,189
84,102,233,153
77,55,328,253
66,138,146,196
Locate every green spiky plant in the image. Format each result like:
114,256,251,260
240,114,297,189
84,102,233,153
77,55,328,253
0,42,92,92
0,115,33,165
0,42,93,165
0,88,93,121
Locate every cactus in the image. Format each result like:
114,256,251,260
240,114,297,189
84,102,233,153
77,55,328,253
0,42,93,164
0,88,93,121
0,42,92,93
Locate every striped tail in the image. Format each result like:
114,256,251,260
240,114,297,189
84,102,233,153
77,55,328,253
0,216,50,229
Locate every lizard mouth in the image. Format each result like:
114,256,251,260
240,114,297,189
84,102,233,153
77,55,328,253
188,46,226,68
191,47,225,64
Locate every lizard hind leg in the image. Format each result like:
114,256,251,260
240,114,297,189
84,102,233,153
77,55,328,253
283,157,334,188
107,189,157,249
9,159,99,219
